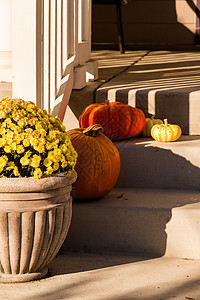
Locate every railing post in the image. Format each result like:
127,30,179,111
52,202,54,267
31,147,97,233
12,0,39,105
11,0,97,118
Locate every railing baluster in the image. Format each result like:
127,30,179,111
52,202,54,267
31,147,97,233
43,0,50,112
12,0,96,115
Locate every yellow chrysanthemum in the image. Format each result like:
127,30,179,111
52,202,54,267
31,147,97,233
34,168,43,179
30,137,38,147
0,111,6,119
10,142,17,151
0,138,6,147
46,142,54,150
20,155,30,166
28,118,36,126
13,166,20,177
53,162,59,171
6,161,15,171
16,145,25,154
4,145,11,153
0,155,8,168
0,128,6,135
34,145,45,154
30,154,41,168
48,151,57,162
45,166,53,175
43,157,52,168
0,97,77,178
23,138,30,147
60,144,68,154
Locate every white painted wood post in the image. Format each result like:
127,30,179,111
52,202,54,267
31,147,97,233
11,0,98,120
12,0,38,104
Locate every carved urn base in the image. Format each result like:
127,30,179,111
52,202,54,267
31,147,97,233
0,171,77,283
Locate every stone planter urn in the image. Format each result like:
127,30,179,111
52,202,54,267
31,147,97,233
0,170,77,283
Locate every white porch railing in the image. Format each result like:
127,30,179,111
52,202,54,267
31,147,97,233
12,0,98,122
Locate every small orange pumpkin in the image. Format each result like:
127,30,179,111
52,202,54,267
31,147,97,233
79,100,145,141
67,124,121,200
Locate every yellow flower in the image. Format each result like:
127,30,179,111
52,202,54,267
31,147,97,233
16,145,25,154
54,148,62,158
0,138,6,147
18,118,28,127
35,122,44,131
13,166,20,177
20,155,30,166
60,144,68,154
34,145,45,153
6,162,15,171
28,118,36,126
45,166,53,175
48,151,57,162
23,138,30,147
61,157,68,168
6,138,13,145
9,123,18,131
43,157,52,167
53,162,59,171
4,145,11,153
0,111,6,118
0,128,6,135
26,103,36,112
34,168,43,179
30,154,41,168
25,128,33,134
46,142,54,150
10,142,17,151
0,98,77,178
5,118,12,124
30,137,38,147
0,155,8,168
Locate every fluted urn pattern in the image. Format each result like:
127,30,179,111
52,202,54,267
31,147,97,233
0,171,77,283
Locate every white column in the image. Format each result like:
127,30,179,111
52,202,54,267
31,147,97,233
12,0,38,104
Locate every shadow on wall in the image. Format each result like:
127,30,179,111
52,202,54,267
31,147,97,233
92,0,200,49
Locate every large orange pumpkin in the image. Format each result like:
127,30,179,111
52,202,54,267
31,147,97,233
67,124,121,200
79,100,145,140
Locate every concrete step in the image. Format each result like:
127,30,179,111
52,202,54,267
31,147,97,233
115,135,200,191
1,251,200,299
96,51,200,135
63,188,200,259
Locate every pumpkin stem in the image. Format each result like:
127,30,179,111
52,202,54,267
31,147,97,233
164,119,168,126
105,100,110,106
83,124,103,137
150,115,155,120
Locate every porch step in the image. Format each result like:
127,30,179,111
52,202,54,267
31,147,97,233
115,135,200,191
63,188,200,259
95,51,200,135
2,251,200,299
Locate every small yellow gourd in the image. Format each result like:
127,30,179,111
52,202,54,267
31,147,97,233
141,116,163,137
151,119,182,142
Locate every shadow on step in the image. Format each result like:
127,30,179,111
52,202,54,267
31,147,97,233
116,137,200,191
50,251,152,275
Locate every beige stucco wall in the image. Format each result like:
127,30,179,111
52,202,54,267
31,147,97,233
92,0,198,49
